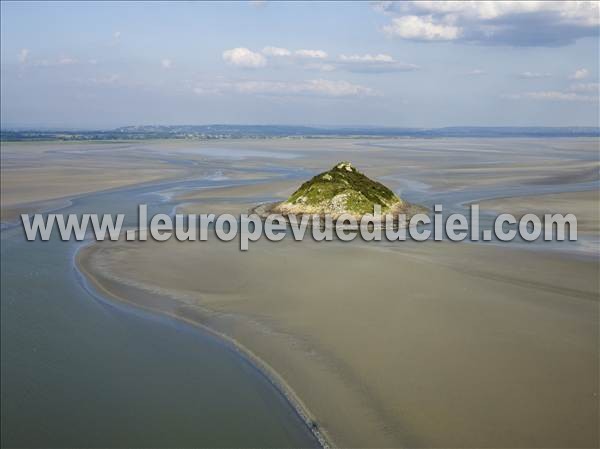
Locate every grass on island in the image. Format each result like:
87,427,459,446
282,162,403,216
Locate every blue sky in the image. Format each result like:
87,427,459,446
1,1,599,128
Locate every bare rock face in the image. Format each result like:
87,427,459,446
274,162,404,218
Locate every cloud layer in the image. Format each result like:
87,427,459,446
508,91,598,102
193,79,376,98
518,71,552,79
375,1,600,46
222,46,418,73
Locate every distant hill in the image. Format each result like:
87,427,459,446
1,125,599,141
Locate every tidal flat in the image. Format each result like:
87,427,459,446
3,138,599,447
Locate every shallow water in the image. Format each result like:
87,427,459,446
0,175,319,448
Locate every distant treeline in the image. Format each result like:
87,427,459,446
2,125,599,141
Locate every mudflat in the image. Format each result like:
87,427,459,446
78,236,599,448
479,189,600,234
0,142,190,221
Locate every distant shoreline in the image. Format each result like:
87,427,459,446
2,125,599,142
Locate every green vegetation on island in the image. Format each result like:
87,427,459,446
279,162,402,216
251,161,427,224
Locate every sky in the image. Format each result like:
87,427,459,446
1,1,599,128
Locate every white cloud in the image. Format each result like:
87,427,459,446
383,15,462,41
518,71,551,79
340,53,393,63
569,68,589,80
18,54,79,68
379,1,599,25
193,79,375,97
89,74,120,85
508,90,598,102
466,69,486,76
309,63,336,72
88,59,98,65
193,86,221,95
567,83,599,93
299,79,374,96
375,1,600,46
262,46,291,57
337,53,419,73
224,47,418,74
17,48,29,64
525,91,597,102
31,59,51,67
58,57,76,65
222,47,267,68
110,31,122,47
161,58,172,69
295,49,328,59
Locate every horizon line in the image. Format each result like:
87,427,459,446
2,124,600,132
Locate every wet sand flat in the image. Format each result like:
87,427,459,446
0,139,294,222
479,190,600,234
78,237,599,448
4,138,599,218
1,142,188,221
175,180,299,216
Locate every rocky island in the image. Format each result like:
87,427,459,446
254,161,424,227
